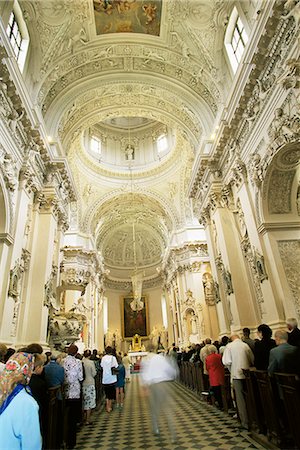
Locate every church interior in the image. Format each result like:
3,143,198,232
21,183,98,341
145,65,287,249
0,0,300,447
0,0,299,354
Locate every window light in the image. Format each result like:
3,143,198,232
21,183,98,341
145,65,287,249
224,7,248,74
6,4,29,72
157,134,168,154
91,136,101,154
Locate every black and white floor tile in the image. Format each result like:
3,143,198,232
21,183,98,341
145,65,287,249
75,375,264,450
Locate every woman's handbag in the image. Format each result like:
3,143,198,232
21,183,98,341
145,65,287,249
111,366,119,375
111,356,119,375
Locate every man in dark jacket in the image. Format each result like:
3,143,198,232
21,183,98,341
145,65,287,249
268,330,300,375
287,318,300,347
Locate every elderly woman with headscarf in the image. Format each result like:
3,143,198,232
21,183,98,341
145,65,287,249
0,352,42,449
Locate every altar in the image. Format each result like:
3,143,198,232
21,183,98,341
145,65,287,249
128,351,148,373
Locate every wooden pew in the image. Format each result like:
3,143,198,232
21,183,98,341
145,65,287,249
253,370,285,447
45,385,63,450
275,373,300,449
243,369,266,434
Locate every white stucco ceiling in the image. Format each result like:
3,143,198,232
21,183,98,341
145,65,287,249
24,0,234,281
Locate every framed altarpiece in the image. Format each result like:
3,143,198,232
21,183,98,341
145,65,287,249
121,295,149,339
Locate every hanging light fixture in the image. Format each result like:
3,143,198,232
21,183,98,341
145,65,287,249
127,117,143,312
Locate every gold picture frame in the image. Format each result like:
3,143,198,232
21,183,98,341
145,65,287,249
121,295,149,339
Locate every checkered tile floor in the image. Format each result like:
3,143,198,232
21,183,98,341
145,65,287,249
75,375,264,450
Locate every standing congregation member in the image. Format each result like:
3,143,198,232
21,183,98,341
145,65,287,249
0,344,7,372
115,355,126,408
268,330,300,375
0,352,42,450
222,335,254,430
82,349,97,424
206,345,225,409
241,327,255,352
44,353,65,449
101,346,118,413
286,318,300,347
63,344,83,449
254,324,276,370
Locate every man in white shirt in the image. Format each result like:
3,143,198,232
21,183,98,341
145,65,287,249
222,335,254,430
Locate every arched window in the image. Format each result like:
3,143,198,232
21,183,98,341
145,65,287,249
161,294,168,328
224,7,248,74
157,134,168,154
6,1,30,72
90,135,102,155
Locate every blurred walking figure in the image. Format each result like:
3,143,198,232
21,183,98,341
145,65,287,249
140,349,178,442
122,353,131,382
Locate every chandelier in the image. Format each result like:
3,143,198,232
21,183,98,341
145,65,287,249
130,220,144,311
127,118,144,312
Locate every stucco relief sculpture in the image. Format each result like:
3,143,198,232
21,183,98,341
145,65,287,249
8,252,30,337
268,107,299,141
235,199,247,237
281,0,300,28
44,266,58,312
202,273,217,306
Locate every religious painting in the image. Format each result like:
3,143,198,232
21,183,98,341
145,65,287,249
93,0,162,36
121,295,149,338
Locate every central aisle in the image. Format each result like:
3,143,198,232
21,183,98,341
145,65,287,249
75,375,263,449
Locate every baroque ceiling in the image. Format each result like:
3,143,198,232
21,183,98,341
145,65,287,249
21,0,240,282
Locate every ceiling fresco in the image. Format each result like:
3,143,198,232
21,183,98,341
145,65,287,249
93,0,162,35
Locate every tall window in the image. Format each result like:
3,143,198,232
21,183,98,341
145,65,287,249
231,17,248,65
6,3,29,72
7,12,23,60
90,136,102,154
157,134,168,154
225,7,248,73
161,295,168,329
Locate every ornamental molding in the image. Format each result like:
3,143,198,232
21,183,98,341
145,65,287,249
38,43,220,116
104,274,162,291
240,235,267,318
278,239,300,319
69,130,193,182
190,1,298,200
34,188,69,231
81,187,180,236
59,246,105,290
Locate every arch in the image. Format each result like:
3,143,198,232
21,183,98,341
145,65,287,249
0,171,11,235
261,142,300,223
81,188,181,235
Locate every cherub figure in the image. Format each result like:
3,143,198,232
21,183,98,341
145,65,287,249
142,4,157,24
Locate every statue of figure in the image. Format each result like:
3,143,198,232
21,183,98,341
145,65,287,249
69,295,89,315
125,144,134,161
202,274,216,306
281,0,300,28
268,108,295,140
190,312,197,335
224,270,234,296
113,329,122,351
8,109,24,133
160,326,168,349
105,328,114,347
185,289,196,305
149,325,159,348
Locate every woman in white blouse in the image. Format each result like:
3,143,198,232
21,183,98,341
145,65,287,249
100,346,118,413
